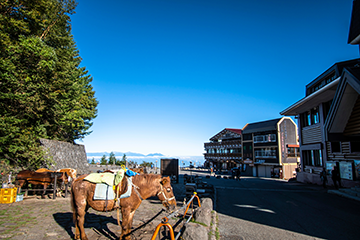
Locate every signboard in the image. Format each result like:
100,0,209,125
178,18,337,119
243,159,253,164
326,162,336,175
354,160,360,180
255,160,265,164
339,161,353,180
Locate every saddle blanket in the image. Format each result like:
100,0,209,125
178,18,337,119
93,177,133,200
94,183,115,200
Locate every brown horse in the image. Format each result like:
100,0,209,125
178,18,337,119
71,173,176,240
16,170,68,198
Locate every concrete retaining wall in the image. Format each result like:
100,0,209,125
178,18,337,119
39,138,89,175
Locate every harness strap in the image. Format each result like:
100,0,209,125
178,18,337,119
130,180,143,201
157,185,175,203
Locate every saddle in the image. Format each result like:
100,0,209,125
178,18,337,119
84,169,139,201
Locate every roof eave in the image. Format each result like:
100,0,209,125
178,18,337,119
280,77,340,116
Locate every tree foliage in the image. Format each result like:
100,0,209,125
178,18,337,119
0,0,98,170
140,161,153,168
108,152,116,165
100,155,107,165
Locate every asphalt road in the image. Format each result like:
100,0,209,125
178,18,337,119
181,169,360,240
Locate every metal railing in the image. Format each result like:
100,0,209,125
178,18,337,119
151,192,201,240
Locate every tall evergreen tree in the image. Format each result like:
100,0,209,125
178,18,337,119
100,155,107,165
0,0,98,170
108,152,116,165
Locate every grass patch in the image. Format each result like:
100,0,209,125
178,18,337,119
189,218,207,227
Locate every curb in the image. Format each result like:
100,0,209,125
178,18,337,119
328,189,360,202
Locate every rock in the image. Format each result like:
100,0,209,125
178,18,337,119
182,222,208,240
194,207,211,227
201,198,213,210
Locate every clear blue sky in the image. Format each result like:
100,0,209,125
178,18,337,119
72,0,359,156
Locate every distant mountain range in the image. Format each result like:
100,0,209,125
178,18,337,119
86,151,164,157
86,151,205,166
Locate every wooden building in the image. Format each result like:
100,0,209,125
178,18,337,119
204,128,242,170
280,0,360,187
204,117,299,179
242,117,299,179
281,59,360,187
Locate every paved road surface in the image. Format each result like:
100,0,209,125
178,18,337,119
181,169,360,240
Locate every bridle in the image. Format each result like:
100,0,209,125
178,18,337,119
157,184,175,204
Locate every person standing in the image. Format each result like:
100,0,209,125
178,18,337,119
320,168,327,188
236,167,241,181
331,166,341,189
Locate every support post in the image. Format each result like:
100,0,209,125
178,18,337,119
53,174,57,200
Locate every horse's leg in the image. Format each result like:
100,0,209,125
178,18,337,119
75,203,88,240
120,208,135,240
42,184,47,199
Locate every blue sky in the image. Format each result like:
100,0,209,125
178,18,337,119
72,0,359,156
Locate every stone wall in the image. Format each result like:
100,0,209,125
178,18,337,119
39,138,89,175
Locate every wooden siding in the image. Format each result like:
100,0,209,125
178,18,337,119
344,96,360,136
302,124,322,144
326,142,351,161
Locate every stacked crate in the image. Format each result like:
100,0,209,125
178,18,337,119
0,188,17,204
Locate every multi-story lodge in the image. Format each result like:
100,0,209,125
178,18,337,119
280,59,360,187
204,128,242,170
204,117,299,179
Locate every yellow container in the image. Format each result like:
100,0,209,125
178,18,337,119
0,195,16,204
1,187,17,196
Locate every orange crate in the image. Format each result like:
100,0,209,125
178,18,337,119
0,195,16,204
1,188,17,196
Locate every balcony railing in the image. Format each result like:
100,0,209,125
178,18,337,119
204,140,242,149
204,153,242,160
254,150,276,158
253,134,276,143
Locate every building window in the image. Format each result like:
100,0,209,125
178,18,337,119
350,142,360,153
254,134,276,143
303,150,322,167
312,107,319,124
254,148,277,157
301,107,320,127
307,72,336,95
287,147,300,157
331,142,341,153
243,134,252,140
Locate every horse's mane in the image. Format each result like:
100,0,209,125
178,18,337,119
133,173,161,186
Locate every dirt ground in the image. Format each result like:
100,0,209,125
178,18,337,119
0,183,189,240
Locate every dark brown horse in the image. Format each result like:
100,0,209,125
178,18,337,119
71,173,176,240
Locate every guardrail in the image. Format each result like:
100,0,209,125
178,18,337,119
151,192,201,240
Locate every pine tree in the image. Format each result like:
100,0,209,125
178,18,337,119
100,155,107,165
0,0,98,170
108,152,116,165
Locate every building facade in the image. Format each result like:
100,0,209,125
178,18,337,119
281,59,360,187
204,117,299,179
204,128,242,170
242,118,299,179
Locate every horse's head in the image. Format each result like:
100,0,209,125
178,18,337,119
157,176,176,212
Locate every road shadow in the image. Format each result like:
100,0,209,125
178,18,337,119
213,177,360,240
53,212,118,239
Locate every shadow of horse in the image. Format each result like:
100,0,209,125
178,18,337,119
53,212,119,239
